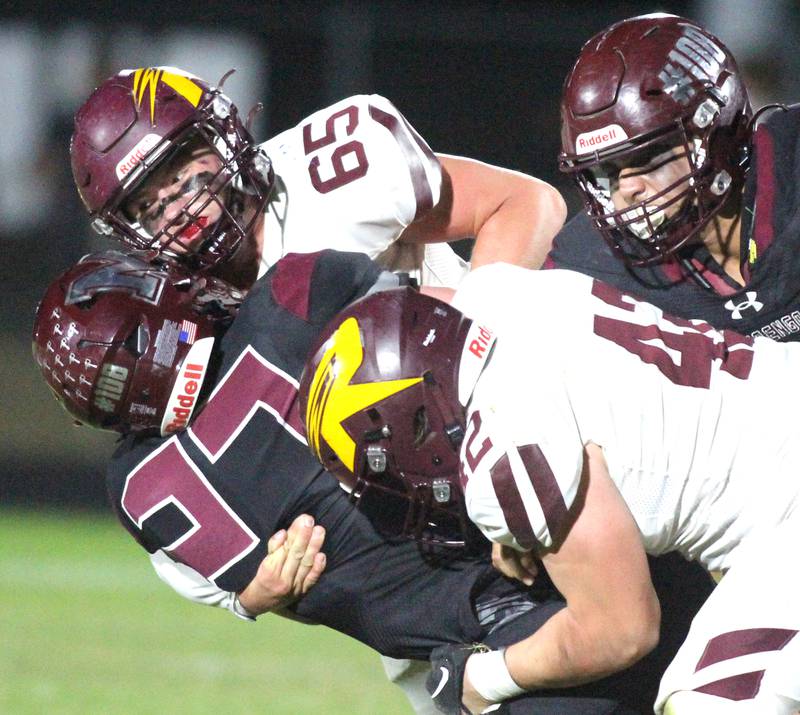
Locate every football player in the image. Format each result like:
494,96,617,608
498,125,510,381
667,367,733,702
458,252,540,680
549,13,800,342
33,248,707,715
70,66,565,291
67,66,566,710
302,262,800,714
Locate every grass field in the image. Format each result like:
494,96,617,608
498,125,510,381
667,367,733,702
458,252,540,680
0,508,410,714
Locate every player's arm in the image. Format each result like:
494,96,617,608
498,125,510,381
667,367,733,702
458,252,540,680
464,443,659,711
399,154,567,269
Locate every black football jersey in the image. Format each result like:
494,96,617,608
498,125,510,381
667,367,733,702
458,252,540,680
106,250,494,658
548,105,800,341
104,250,712,711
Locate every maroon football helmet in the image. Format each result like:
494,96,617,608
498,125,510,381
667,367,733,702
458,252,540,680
559,14,752,266
70,67,273,269
299,287,495,548
32,250,242,435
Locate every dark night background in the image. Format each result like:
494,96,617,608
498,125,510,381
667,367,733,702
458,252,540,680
2,0,797,511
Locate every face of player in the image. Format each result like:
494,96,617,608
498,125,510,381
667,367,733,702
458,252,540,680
122,141,228,252
593,142,693,239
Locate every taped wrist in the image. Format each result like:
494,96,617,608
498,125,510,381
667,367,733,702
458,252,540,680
465,648,525,703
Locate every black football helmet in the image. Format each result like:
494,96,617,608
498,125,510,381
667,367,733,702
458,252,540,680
70,67,273,270
299,287,495,549
32,250,241,435
559,14,752,266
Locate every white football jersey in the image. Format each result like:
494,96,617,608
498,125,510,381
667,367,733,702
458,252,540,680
147,95,468,627
256,93,469,287
454,263,800,573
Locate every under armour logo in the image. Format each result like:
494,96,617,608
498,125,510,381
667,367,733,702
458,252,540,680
724,291,763,320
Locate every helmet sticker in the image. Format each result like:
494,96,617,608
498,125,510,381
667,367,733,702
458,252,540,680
129,403,157,417
305,317,422,470
67,261,165,305
93,363,130,413
132,67,204,123
575,124,628,154
457,322,495,406
178,320,198,345
161,336,214,435
153,320,181,367
658,26,726,105
116,133,162,179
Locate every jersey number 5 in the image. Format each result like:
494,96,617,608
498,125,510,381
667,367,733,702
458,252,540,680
121,348,303,581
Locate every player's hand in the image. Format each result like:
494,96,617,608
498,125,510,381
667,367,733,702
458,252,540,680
237,514,326,616
491,543,538,586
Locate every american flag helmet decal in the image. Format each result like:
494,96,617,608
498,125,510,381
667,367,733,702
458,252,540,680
179,320,197,344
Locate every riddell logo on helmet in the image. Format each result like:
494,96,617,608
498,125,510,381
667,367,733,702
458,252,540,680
468,326,494,358
575,125,628,154
458,323,496,405
160,337,214,436
115,133,161,180
164,363,205,433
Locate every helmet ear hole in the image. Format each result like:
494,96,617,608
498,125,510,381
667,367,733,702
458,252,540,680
413,406,430,447
123,323,150,357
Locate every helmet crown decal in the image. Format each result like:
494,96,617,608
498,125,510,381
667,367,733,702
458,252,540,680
132,67,204,124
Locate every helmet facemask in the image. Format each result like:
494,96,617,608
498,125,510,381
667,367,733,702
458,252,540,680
341,377,476,552
81,72,274,271
568,103,740,267
108,123,271,269
557,15,753,269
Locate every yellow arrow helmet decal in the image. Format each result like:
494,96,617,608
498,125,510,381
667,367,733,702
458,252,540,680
132,68,204,125
306,317,422,471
